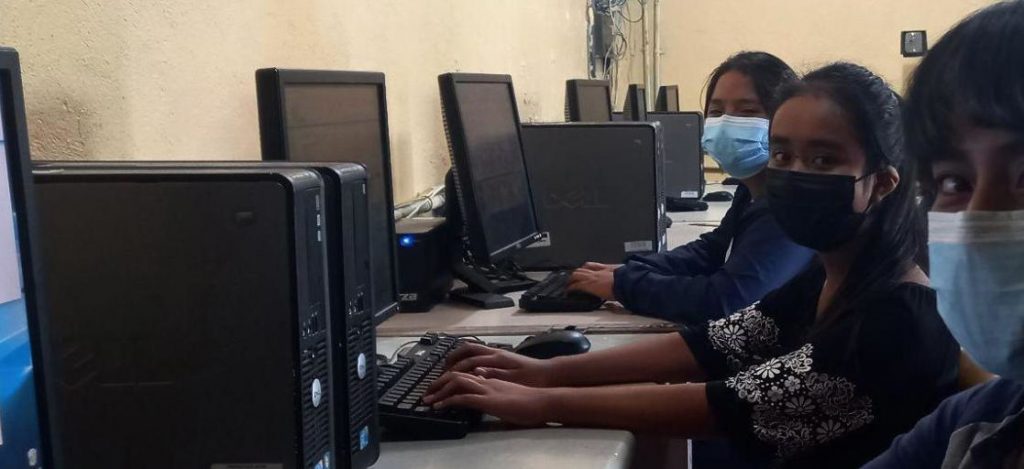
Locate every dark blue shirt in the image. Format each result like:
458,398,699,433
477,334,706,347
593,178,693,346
612,184,814,323
864,378,1024,468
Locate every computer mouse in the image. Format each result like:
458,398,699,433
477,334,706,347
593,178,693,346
703,190,734,202
514,327,591,359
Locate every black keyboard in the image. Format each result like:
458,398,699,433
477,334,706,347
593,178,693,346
518,270,606,312
377,333,482,440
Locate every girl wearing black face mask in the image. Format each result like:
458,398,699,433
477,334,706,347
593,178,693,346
422,63,960,469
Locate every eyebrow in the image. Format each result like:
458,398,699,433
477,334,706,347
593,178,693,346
997,136,1024,155
941,134,1024,162
768,136,844,150
709,98,762,106
805,139,846,151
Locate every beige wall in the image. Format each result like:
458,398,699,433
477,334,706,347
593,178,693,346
0,0,588,201
2,0,998,200
658,0,995,112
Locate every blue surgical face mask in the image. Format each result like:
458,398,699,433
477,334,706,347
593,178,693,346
928,210,1024,380
701,115,770,180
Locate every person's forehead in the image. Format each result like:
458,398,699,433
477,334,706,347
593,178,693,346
772,95,852,137
710,71,759,101
941,125,1024,163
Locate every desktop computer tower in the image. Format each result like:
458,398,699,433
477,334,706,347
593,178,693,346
395,217,453,312
34,161,382,469
516,122,667,269
32,166,375,469
647,112,705,200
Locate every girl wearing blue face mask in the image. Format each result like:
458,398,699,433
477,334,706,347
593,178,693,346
426,63,961,469
866,2,1024,468
568,52,815,325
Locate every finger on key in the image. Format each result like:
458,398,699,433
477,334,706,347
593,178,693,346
424,372,486,404
449,353,508,374
445,342,493,368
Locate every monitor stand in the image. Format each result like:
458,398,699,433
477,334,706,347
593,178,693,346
449,259,535,309
442,169,536,309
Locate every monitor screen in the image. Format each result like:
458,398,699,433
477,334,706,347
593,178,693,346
0,75,42,468
280,81,398,321
577,84,612,122
452,81,538,258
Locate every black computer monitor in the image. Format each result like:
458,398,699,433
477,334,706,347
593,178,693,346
438,73,542,266
655,85,680,112
622,84,647,121
565,79,612,122
256,68,399,325
0,47,51,468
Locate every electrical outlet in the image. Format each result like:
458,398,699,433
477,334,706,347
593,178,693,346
902,30,928,57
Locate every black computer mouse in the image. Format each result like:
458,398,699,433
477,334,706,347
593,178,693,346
514,327,591,359
703,190,734,202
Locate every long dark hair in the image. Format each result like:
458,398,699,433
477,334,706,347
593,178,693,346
774,63,923,328
702,51,798,115
905,1,1024,200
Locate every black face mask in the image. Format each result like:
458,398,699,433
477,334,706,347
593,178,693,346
765,168,872,252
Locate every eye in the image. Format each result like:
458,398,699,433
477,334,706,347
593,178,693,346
739,108,765,117
937,174,973,195
809,155,836,169
770,150,791,165
707,108,724,118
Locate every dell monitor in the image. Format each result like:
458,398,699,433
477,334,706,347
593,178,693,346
565,79,613,122
256,68,399,325
438,73,542,307
0,47,51,468
622,84,648,121
655,85,680,112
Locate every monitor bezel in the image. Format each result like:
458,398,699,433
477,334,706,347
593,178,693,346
255,68,400,323
623,84,648,121
438,72,542,264
564,79,612,122
655,85,680,112
0,46,58,468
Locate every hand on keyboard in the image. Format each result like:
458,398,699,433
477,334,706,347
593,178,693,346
421,371,555,427
578,262,617,272
567,265,616,300
519,270,606,312
440,342,556,387
377,334,484,440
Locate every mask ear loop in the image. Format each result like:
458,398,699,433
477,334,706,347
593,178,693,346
855,168,884,214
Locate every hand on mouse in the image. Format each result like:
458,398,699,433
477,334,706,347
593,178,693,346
568,267,616,300
437,342,556,388
578,262,617,272
422,372,555,427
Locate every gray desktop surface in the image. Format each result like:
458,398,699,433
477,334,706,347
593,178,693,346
375,334,648,469
373,193,734,468
377,193,733,338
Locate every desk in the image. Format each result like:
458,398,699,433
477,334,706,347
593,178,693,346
376,335,651,469
376,293,673,337
374,196,733,468
377,198,734,338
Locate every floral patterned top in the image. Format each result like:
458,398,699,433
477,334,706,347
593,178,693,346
681,267,961,468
